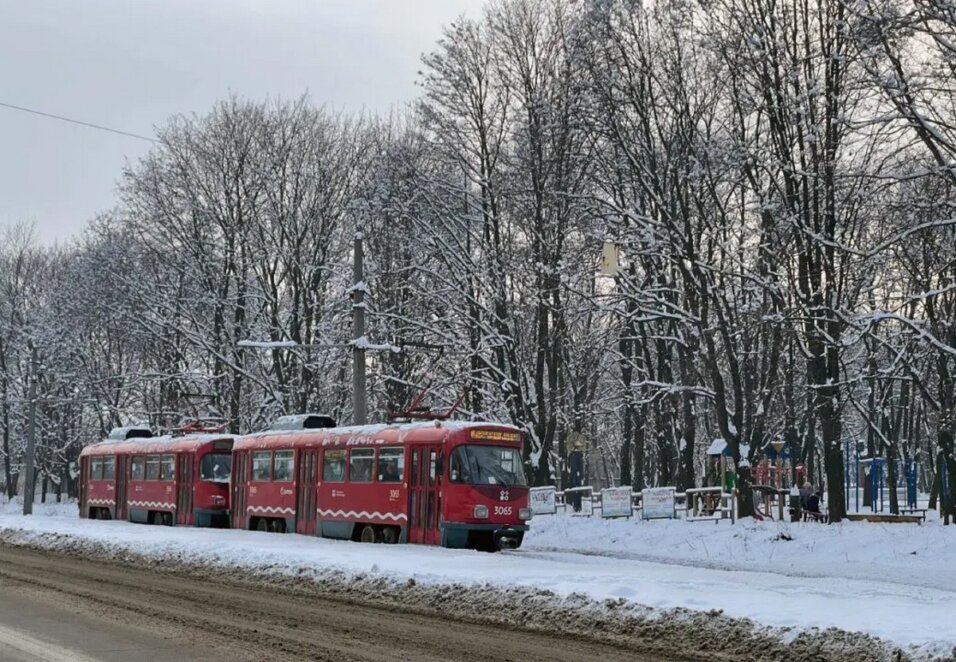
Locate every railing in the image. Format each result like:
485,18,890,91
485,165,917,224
686,487,736,522
752,486,790,521
555,486,594,515
543,485,733,522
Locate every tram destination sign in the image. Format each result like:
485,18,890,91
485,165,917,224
470,429,521,442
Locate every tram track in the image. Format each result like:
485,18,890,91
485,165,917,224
0,543,666,661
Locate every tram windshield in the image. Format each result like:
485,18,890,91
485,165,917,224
449,445,527,487
200,453,232,482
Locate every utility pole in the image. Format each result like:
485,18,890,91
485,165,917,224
23,341,37,516
352,232,367,425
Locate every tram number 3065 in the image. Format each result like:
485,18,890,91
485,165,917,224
494,506,513,516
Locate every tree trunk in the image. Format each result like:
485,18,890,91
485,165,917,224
737,464,755,519
886,447,899,515
634,404,647,491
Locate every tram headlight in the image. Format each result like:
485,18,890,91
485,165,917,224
211,495,226,506
473,504,489,519
519,507,532,521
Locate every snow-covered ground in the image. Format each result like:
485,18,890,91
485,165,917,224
1,499,954,660
526,513,956,592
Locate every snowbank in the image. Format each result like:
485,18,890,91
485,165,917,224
0,503,953,660
525,514,956,592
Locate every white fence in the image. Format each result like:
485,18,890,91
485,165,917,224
544,485,737,522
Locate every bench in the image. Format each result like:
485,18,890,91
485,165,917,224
899,508,928,522
845,512,923,524
803,510,829,524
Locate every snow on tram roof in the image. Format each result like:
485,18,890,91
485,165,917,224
247,419,518,437
81,421,521,455
235,420,521,448
80,433,234,456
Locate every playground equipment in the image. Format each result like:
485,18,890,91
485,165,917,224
706,439,737,492
751,485,792,521
843,441,919,513
685,487,735,522
753,440,807,491
748,440,806,521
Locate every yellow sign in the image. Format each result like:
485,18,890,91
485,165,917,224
471,429,521,442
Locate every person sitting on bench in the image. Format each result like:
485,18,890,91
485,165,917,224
805,491,824,519
799,482,814,509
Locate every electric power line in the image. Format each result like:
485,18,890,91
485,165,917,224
0,100,159,143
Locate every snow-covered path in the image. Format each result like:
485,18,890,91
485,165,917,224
515,549,952,649
1,504,953,658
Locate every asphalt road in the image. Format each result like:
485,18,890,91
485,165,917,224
0,544,660,661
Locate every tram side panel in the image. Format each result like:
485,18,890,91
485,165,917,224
127,453,177,525
244,447,297,533
83,454,118,520
315,444,411,543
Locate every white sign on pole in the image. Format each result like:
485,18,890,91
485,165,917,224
529,486,557,515
641,487,676,520
601,486,633,518
601,240,620,276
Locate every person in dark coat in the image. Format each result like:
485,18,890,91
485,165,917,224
806,491,822,515
799,482,814,509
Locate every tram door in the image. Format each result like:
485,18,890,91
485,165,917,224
295,449,318,535
408,446,441,545
231,451,249,530
176,453,193,525
115,456,128,521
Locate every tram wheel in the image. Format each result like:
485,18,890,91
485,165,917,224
256,518,269,532
360,525,379,544
269,519,286,534
163,512,173,526
380,527,398,544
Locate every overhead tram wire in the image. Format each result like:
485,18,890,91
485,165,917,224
0,100,159,143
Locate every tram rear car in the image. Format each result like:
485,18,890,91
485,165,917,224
79,428,234,527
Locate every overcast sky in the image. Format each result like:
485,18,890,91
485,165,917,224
0,0,482,244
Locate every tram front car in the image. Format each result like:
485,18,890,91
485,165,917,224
441,427,532,551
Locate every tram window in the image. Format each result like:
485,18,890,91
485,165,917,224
102,456,116,480
377,448,404,482
160,455,175,481
428,450,438,486
252,451,272,481
323,450,346,481
91,457,103,480
350,448,374,483
200,453,231,482
131,456,145,480
145,455,160,480
450,449,467,483
273,450,294,482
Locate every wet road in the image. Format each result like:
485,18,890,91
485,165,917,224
0,544,662,661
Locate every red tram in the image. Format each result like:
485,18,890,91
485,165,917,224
79,427,234,527
232,416,531,550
